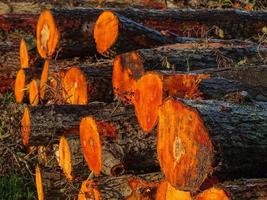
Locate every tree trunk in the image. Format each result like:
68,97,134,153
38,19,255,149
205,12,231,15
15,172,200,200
196,179,267,200
78,172,162,200
157,98,267,192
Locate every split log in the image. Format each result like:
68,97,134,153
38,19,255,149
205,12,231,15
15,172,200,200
196,179,267,200
78,172,162,200
113,47,267,102
157,98,267,191
20,102,106,146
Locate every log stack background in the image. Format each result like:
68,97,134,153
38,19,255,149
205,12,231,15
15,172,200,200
0,1,267,200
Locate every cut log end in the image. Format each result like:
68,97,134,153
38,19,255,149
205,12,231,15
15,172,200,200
196,187,229,200
134,72,163,132
20,38,29,69
157,98,213,191
156,181,192,200
78,180,100,200
21,106,30,146
62,67,88,105
35,164,44,200
29,79,39,106
59,136,73,181
94,11,119,54
15,69,26,103
163,73,210,99
113,52,144,103
40,60,50,100
80,117,101,176
37,9,59,58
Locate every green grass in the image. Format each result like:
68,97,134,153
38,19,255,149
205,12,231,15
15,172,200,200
0,174,36,200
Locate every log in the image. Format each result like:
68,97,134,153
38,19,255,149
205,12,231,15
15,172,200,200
93,10,178,56
128,70,266,132
78,172,162,200
20,102,106,146
157,98,267,191
35,164,82,200
113,46,267,102
196,179,267,200
79,109,159,176
2,8,266,42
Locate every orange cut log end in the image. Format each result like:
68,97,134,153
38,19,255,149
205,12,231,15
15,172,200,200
163,73,210,99
35,164,44,200
196,187,229,200
29,79,39,106
157,98,213,191
37,9,59,58
78,180,100,200
21,106,30,146
80,117,101,176
40,60,50,100
112,52,144,104
94,11,119,54
15,69,26,103
156,181,192,200
20,38,29,69
59,136,73,181
62,67,88,105
134,72,163,132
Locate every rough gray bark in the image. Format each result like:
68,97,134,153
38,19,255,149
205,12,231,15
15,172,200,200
218,178,267,200
172,99,267,191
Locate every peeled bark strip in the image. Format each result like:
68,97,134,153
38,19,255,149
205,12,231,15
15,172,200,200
94,10,177,56
157,98,267,191
20,102,106,146
78,172,162,200
79,108,159,176
113,46,267,101
196,179,267,200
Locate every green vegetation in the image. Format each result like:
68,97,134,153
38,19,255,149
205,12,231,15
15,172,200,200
0,174,36,200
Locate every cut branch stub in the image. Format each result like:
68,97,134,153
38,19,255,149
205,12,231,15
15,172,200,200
35,164,44,200
59,136,73,181
157,98,213,191
80,117,102,176
94,10,119,55
62,67,88,105
113,52,144,103
40,60,49,100
156,181,192,200
20,38,29,69
37,9,59,58
15,69,26,103
133,72,163,132
195,187,229,200
29,79,39,106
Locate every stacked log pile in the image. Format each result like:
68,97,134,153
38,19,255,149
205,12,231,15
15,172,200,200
1,4,267,200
